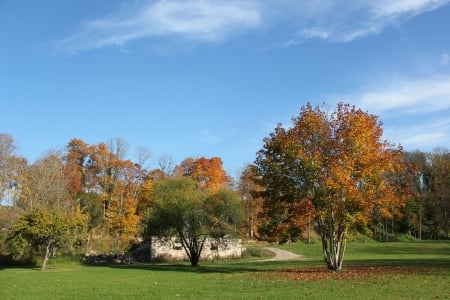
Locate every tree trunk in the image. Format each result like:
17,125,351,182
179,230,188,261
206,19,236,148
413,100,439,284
419,203,422,240
318,219,347,271
42,241,54,271
179,232,206,267
190,253,200,267
307,215,311,244
149,236,153,262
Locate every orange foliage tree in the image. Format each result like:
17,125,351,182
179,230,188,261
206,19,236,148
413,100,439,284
254,103,408,271
176,157,230,191
65,138,142,253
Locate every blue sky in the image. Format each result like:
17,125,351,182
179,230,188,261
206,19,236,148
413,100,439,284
1,0,450,177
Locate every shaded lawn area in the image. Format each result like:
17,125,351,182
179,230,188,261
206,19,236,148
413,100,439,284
0,241,449,299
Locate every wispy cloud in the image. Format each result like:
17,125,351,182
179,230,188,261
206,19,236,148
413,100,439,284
300,27,331,39
294,0,450,42
384,118,450,150
59,0,261,53
355,76,450,115
339,74,450,150
58,0,450,52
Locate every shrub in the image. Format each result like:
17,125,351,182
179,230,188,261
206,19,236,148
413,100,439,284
241,247,273,259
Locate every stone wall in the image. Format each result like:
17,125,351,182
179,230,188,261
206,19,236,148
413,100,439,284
150,237,242,261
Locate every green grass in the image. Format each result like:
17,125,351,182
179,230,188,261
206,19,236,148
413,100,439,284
1,241,449,299
278,240,450,267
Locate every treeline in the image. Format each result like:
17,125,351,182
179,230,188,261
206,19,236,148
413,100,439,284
0,129,449,267
0,135,241,268
400,150,450,240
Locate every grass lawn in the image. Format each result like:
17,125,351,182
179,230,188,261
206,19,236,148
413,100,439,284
1,241,449,299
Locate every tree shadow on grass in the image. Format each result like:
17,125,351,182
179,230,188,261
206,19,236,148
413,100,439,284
101,256,450,276
82,260,305,274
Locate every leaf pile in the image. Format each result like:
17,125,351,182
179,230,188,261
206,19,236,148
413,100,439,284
263,266,420,281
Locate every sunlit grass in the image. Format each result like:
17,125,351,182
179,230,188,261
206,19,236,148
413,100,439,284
1,241,449,299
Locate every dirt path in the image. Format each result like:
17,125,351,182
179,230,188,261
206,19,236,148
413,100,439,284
258,247,303,262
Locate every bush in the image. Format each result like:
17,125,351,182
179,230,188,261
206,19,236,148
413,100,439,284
241,247,273,259
393,234,418,242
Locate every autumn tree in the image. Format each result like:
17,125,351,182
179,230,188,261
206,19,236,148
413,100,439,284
254,103,407,271
145,177,243,266
64,138,89,195
177,157,230,191
64,138,143,253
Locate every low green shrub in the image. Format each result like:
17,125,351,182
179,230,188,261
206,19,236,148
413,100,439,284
394,233,419,242
241,246,273,259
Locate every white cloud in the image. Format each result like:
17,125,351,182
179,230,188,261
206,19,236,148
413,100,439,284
384,118,450,150
58,0,450,52
337,74,450,150
402,132,446,147
59,0,261,53
343,76,450,115
372,0,447,17
299,27,331,39
291,0,450,43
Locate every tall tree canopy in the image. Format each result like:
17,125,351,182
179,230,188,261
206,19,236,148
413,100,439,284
254,103,408,271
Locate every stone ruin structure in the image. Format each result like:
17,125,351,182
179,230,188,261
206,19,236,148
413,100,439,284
81,237,243,264
150,237,243,261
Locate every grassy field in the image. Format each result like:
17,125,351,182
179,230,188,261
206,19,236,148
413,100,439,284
1,241,449,299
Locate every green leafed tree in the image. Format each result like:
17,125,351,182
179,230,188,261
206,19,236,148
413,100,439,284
145,177,243,266
7,208,87,270
254,103,408,271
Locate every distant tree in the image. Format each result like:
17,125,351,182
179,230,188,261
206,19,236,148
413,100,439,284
145,177,243,266
176,157,230,191
7,208,87,270
157,154,175,177
77,192,103,232
65,138,143,253
204,188,244,238
427,148,450,238
0,206,21,231
239,165,265,239
400,149,450,240
396,151,426,240
65,138,89,195
15,153,72,211
254,103,408,271
0,133,26,206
